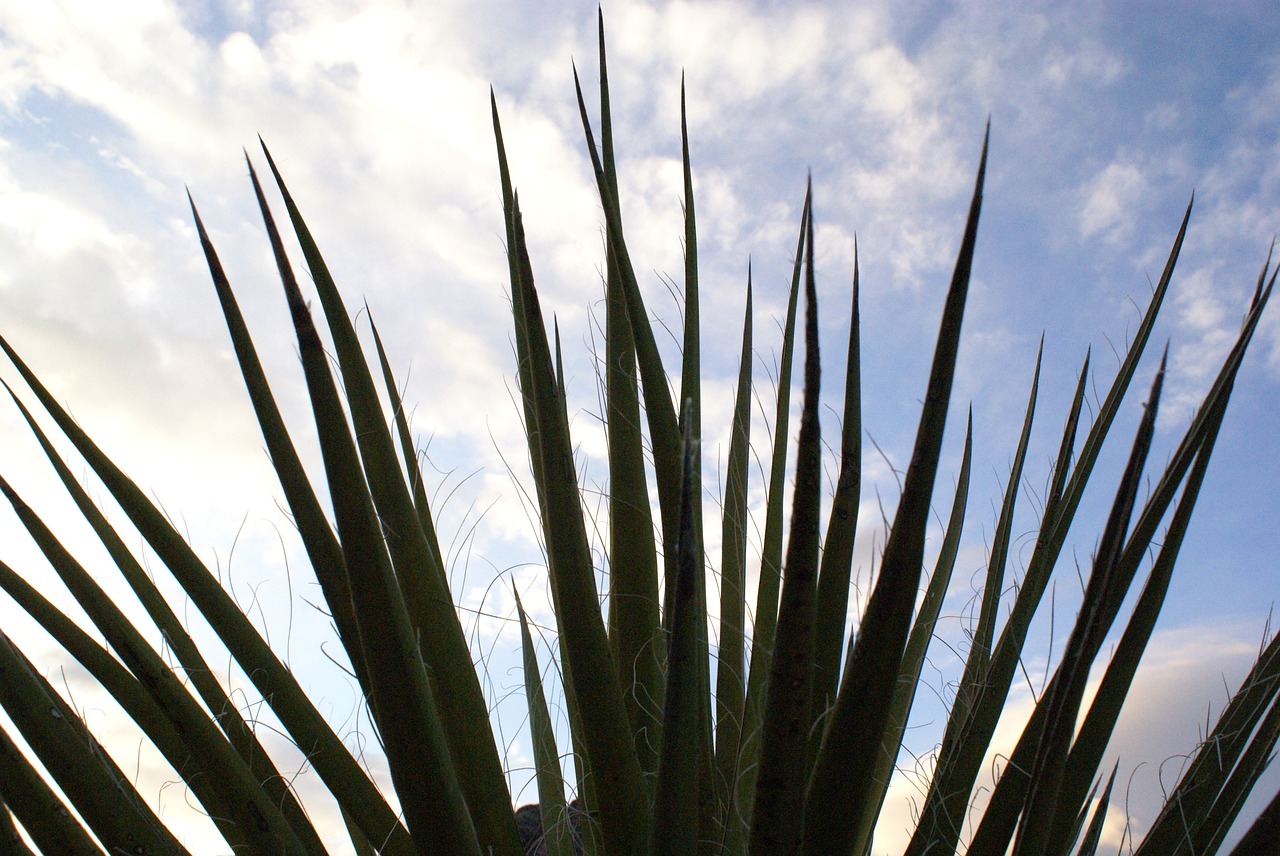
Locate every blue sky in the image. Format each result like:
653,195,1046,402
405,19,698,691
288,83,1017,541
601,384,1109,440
1,1,1278,852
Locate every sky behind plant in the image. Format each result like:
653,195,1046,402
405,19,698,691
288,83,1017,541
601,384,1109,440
1,1,1279,852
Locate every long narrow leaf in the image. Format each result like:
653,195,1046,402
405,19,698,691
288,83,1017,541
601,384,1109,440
977,342,1043,676
714,273,753,831
0,631,191,855
908,197,1196,855
804,125,987,856
256,145,520,856
850,414,972,856
369,311,448,575
492,100,600,850
191,192,380,721
508,193,651,856
0,554,249,851
1196,689,1280,852
2,474,322,856
0,691,105,855
1227,782,1280,855
749,190,822,856
1013,355,1165,855
678,80,719,856
1048,384,1235,853
811,246,862,721
653,408,707,856
605,236,664,782
1136,630,1280,853
517,592,576,856
968,329,1261,856
257,162,480,855
2,385,322,853
725,188,809,856
1075,765,1119,856
573,56,682,590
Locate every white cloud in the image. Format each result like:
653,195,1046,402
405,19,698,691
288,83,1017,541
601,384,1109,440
1081,161,1148,243
218,31,269,84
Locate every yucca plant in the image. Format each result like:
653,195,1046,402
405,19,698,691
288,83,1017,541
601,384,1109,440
0,15,1277,855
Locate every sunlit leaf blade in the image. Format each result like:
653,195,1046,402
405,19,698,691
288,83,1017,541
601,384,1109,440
0,670,108,855
653,408,707,856
804,125,987,856
811,246,861,723
850,414,972,856
1013,355,1166,856
908,196,1195,855
507,191,651,856
726,189,809,856
0,631,191,855
517,592,576,856
714,273,753,833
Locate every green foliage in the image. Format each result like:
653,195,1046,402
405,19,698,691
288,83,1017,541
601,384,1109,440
1,15,1278,856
